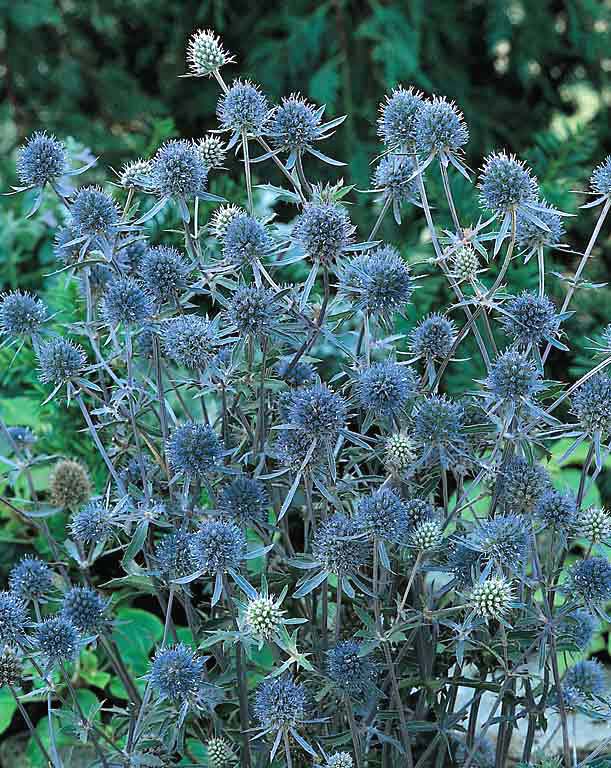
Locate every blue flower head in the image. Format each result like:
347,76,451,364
154,529,198,582
100,277,153,326
355,360,417,418
162,315,219,371
469,514,530,569
372,155,419,206
70,500,115,545
412,395,466,468
187,29,233,77
0,290,47,340
117,238,148,275
286,384,347,443
535,489,577,530
500,292,561,347
517,201,565,256
486,349,541,401
150,140,208,199
567,557,611,606
590,156,611,197
496,457,550,513
150,644,205,702
37,338,86,386
377,86,425,148
269,93,321,152
167,423,224,479
411,96,469,157
410,313,456,360
312,513,369,574
141,246,189,304
326,640,377,699
62,586,109,634
478,152,539,215
254,676,306,731
0,591,28,643
222,214,272,266
276,358,316,387
70,186,120,241
560,609,598,651
358,488,406,542
191,520,247,574
275,427,325,472
9,557,53,601
35,616,81,665
217,476,269,526
217,79,269,136
16,132,67,187
226,285,279,337
572,373,611,437
292,202,355,265
562,660,606,702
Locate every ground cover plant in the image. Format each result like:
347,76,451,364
1,24,611,768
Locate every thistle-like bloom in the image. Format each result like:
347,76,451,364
16,132,67,187
253,675,307,731
566,557,611,606
0,290,47,341
186,29,233,77
276,358,316,387
385,432,414,473
217,476,270,526
268,93,321,153
496,457,550,513
410,518,444,550
191,520,247,574
377,86,425,148
479,152,539,216
0,646,23,688
410,313,456,360
210,204,244,240
411,96,469,160
154,529,198,582
0,592,27,643
286,383,347,443
326,640,377,699
275,427,325,472
516,201,565,258
117,238,148,275
535,489,577,530
70,500,115,545
578,507,611,543
119,158,151,190
100,277,153,326
162,315,220,371
339,245,413,322
37,338,86,386
150,140,209,200
244,596,283,641
500,292,561,347
61,586,109,634
452,245,480,281
469,514,529,569
326,754,354,768
358,488,406,542
372,155,419,209
590,155,611,201
226,284,279,337
9,557,53,601
292,202,355,265
311,513,369,575
150,644,205,702
141,246,189,304
70,186,120,241
207,738,235,768
404,498,437,527
222,214,272,266
485,349,541,401
354,360,417,418
572,373,611,437
412,395,466,469
560,609,598,651
35,616,81,665
562,660,606,706
167,423,224,479
469,576,513,620
217,79,269,137
196,135,227,169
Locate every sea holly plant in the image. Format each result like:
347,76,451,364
2,25,611,768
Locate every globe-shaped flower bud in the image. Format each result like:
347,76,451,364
384,433,414,473
217,79,269,135
590,156,611,198
287,384,347,443
410,313,456,360
563,660,606,701
37,338,86,386
312,513,369,575
578,507,611,543
245,596,282,641
486,349,541,400
535,489,577,530
404,498,437,527
500,292,561,347
150,140,208,199
254,676,306,730
326,640,377,699
35,616,81,665
16,131,67,187
372,155,418,206
377,86,425,148
226,285,278,337
0,645,23,688
410,518,443,550
69,500,115,545
355,360,416,419
154,529,198,583
358,488,406,542
150,644,204,702
0,592,27,643
207,738,235,768
210,204,244,240
292,202,355,265
452,246,479,281
412,395,466,467
187,29,233,77
61,586,109,634
275,427,325,472
470,514,529,568
100,277,153,326
162,315,219,371
119,158,151,190
167,423,223,479
517,201,565,254
496,457,550,513
49,459,91,510
411,96,469,157
470,576,513,620
222,214,271,266
141,246,189,304
275,358,316,388
9,557,53,601
0,291,47,340
326,754,354,768
478,152,538,215
196,135,227,169
217,476,269,526
191,520,246,574
269,93,321,152
567,557,611,606
70,186,119,240
560,609,598,652
572,373,611,437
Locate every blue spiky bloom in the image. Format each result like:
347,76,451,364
496,457,550,513
268,93,320,152
87,264,113,296
0,290,47,339
117,238,148,275
150,644,205,702
217,476,270,526
275,427,324,471
191,520,246,574
377,86,425,148
312,513,369,574
100,277,153,326
404,498,437,527
410,313,456,360
372,155,419,205
70,500,115,545
567,557,611,606
53,226,82,265
561,609,598,651
9,557,53,601
478,152,538,214
355,360,417,418
222,214,272,266
500,292,561,347
469,514,529,568
326,640,377,700
162,315,219,371
572,373,611,436
254,676,306,730
167,423,223,479
141,246,189,303
339,245,413,320
286,383,347,442
292,202,355,265
358,488,406,542
70,186,120,240
0,646,23,688
226,284,278,336
590,156,611,197
535,489,577,530
217,79,269,135
150,140,208,198
35,616,81,665
154,529,198,582
62,586,109,634
37,338,86,385
486,349,541,400
412,395,466,468
447,541,481,587
7,426,36,451
411,96,469,157
517,201,565,254
0,592,28,643
275,358,316,387
563,660,606,700
16,131,67,187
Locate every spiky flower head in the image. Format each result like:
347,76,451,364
191,520,246,574
452,245,479,281
410,313,456,360
590,156,611,197
412,395,466,467
254,676,306,730
563,660,606,700
207,737,235,768
35,616,81,665
269,93,321,152
326,754,354,768
486,349,541,400
358,488,406,542
119,158,151,189
100,277,153,326
535,489,577,530
0,592,27,644
196,135,227,169
150,644,205,702
70,500,115,545
385,432,414,473
404,498,437,527
154,529,198,582
162,315,219,371
9,557,53,601
470,576,513,620
210,204,244,240
470,514,529,568
286,383,347,442
500,292,561,347
70,186,119,240
339,245,413,320
312,513,369,575
560,609,598,652
411,96,469,156
567,557,611,606
579,506,611,543
479,152,539,215
222,214,272,266
141,246,189,304
150,140,208,198
496,457,550,513
517,201,565,254
117,238,147,275
411,518,443,550
217,476,269,526
226,284,278,336
187,29,233,76
377,86,425,148
245,596,283,641
372,155,418,205
61,586,108,634
217,79,269,135
87,263,113,296
275,427,325,472
355,360,417,418
572,373,611,436
6,426,36,452
326,640,377,699
37,338,86,386
0,290,47,339
167,423,223,479
292,202,355,265
16,131,67,187
276,358,316,387
0,645,23,687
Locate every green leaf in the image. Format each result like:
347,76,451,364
111,607,163,675
0,688,16,735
